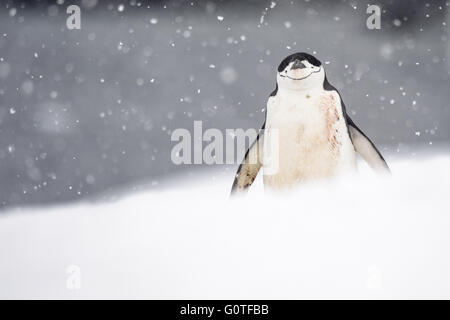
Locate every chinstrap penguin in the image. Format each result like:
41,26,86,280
231,52,390,195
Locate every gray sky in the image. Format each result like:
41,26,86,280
0,0,449,209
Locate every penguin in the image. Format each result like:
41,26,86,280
231,52,390,195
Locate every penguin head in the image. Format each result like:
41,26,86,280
276,52,325,91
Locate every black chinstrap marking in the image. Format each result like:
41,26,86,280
277,52,322,72
279,66,322,81
271,52,323,97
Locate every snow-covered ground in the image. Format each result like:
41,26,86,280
1,152,450,299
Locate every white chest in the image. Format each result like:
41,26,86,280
263,90,356,188
267,91,325,135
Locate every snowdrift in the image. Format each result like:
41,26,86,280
1,153,450,299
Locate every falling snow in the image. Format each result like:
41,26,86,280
0,0,448,210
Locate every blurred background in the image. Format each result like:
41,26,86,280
0,0,449,210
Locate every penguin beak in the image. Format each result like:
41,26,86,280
291,59,306,70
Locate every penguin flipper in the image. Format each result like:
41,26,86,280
347,116,391,174
230,124,265,197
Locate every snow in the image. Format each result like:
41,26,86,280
0,1,448,209
0,0,449,299
1,153,450,299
